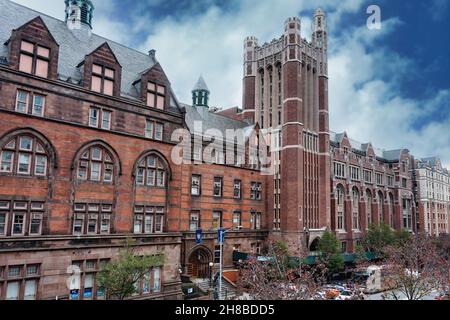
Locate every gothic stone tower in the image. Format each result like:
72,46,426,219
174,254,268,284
242,9,331,254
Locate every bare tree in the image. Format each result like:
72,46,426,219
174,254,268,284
237,241,327,300
383,235,449,300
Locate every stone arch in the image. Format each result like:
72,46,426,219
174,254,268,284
71,139,122,176
132,149,172,182
187,245,214,279
309,237,321,252
0,127,58,171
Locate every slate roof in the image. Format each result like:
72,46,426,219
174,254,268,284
0,0,172,103
330,130,406,161
182,103,254,139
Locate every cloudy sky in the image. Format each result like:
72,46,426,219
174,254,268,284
12,0,450,167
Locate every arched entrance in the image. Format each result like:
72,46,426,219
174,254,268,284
309,237,321,252
188,247,212,279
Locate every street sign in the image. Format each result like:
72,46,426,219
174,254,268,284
218,228,225,244
195,229,203,244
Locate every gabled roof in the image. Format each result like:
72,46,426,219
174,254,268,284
0,0,160,102
330,130,406,161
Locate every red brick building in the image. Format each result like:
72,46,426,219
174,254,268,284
0,0,267,300
0,0,445,301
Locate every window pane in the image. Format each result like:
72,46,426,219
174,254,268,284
18,153,31,174
90,162,101,181
147,169,155,186
6,281,20,300
145,121,153,138
12,214,25,234
157,85,165,94
91,147,102,160
134,217,142,233
89,108,98,127
92,64,102,75
35,155,47,175
21,40,34,53
101,111,111,129
105,68,114,78
144,215,153,233
36,59,49,78
24,280,37,300
153,268,161,292
20,136,32,151
147,93,155,107
19,54,33,73
16,91,28,112
37,46,50,58
103,79,114,96
1,151,13,172
32,95,45,116
0,213,6,235
156,96,164,109
91,76,102,93
147,82,156,91
30,215,42,234
157,171,165,187
155,123,163,141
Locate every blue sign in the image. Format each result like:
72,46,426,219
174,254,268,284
195,229,203,244
218,228,225,244
83,288,93,299
70,289,79,300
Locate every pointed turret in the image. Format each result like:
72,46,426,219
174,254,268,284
192,76,210,108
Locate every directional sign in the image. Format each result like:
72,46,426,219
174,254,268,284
218,228,225,244
195,229,203,244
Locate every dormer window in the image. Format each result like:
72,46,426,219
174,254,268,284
147,82,165,109
19,40,50,78
91,64,115,96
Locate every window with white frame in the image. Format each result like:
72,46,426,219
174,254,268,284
363,170,373,184
89,108,112,130
213,177,223,198
134,206,164,234
232,211,242,229
0,200,44,237
350,166,360,181
145,119,163,141
0,135,49,177
250,211,262,230
77,146,114,183
212,211,222,230
233,179,242,199
250,182,262,200
189,211,200,231
334,162,346,179
191,175,201,196
376,172,383,185
135,154,167,187
72,203,112,235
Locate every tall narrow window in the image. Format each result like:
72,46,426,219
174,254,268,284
352,188,360,230
16,91,29,113
32,95,45,116
191,175,201,196
145,120,163,141
91,64,115,96
213,177,223,198
101,111,111,130
189,211,200,231
366,190,373,227
232,211,242,229
212,211,222,230
337,186,345,231
233,179,242,199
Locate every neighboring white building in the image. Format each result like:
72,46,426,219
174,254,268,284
415,157,450,236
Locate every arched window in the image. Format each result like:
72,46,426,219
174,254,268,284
352,188,360,230
366,190,372,227
135,153,168,187
336,185,345,231
377,191,384,223
388,193,394,228
0,134,49,176
76,145,115,183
